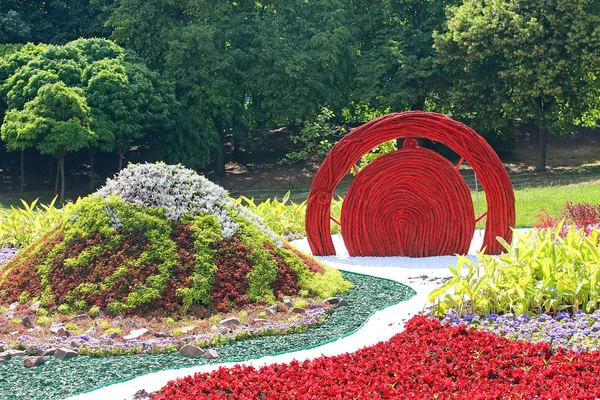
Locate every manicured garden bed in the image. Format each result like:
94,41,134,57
0,271,415,399
153,315,600,399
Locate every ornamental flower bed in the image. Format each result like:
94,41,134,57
153,316,600,399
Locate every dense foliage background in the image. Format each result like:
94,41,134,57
1,0,600,195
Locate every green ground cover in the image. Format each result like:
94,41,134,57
0,271,415,400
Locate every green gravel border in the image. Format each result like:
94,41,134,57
0,271,415,400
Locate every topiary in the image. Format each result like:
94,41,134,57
0,163,352,316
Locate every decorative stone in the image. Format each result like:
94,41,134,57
21,316,33,328
264,305,278,315
111,316,122,328
27,326,44,335
180,326,198,335
49,322,65,333
4,350,26,358
283,299,294,308
154,332,168,338
24,356,45,368
290,307,306,314
204,349,219,359
8,302,19,311
54,347,78,360
126,319,140,329
308,303,324,310
40,348,57,357
85,327,98,337
219,317,241,327
54,327,72,337
28,301,41,312
252,318,269,325
323,297,341,305
123,328,149,340
336,298,349,307
4,311,15,319
71,314,90,322
179,344,204,357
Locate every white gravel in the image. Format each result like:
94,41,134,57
67,230,516,400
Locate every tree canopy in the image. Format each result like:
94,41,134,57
435,0,600,170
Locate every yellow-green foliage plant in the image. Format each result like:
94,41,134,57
235,191,343,240
429,224,600,317
0,197,67,248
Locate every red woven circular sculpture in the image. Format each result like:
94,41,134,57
306,111,515,257
341,147,475,257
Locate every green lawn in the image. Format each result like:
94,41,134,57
472,181,600,228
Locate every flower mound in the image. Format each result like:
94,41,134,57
153,316,600,399
0,163,352,315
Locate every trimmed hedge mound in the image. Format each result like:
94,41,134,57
0,163,351,315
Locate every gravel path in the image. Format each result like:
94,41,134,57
68,230,501,400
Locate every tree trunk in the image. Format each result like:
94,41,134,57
20,150,24,193
48,155,55,186
90,148,95,192
54,157,60,196
58,153,66,203
535,127,548,172
118,149,125,171
214,120,226,178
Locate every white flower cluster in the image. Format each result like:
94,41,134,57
95,162,279,243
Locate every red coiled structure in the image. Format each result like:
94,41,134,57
306,111,515,257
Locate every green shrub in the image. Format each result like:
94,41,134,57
0,197,66,248
429,226,600,317
235,192,343,239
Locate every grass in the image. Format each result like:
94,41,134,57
0,181,599,231
472,180,600,228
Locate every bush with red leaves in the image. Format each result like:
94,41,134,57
211,239,254,312
153,316,600,400
536,202,600,238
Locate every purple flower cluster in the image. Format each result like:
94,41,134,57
5,308,328,357
0,248,19,265
442,310,600,353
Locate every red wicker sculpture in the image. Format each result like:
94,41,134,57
305,111,515,257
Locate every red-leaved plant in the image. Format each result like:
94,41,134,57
536,202,600,238
152,316,600,399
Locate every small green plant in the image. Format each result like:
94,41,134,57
172,327,183,337
105,327,121,336
97,319,110,330
18,291,31,303
238,310,249,319
165,317,175,325
0,197,66,248
35,307,48,317
57,304,71,315
429,226,600,317
65,322,78,331
257,311,268,318
36,316,52,325
293,299,308,309
88,305,101,318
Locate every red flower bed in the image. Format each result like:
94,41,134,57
153,316,600,399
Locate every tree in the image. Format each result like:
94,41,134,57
0,39,185,191
352,0,458,112
435,0,600,171
1,82,96,201
108,0,355,176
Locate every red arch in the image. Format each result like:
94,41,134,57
305,111,515,256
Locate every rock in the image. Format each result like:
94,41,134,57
71,314,90,322
28,301,41,312
39,348,56,357
283,299,294,308
54,327,72,337
308,303,323,310
179,344,204,357
154,332,168,338
101,331,118,340
0,355,9,364
123,328,149,340
24,356,45,368
4,311,15,319
219,317,241,327
264,306,277,316
132,389,152,400
290,307,306,314
126,319,140,329
27,326,44,335
252,318,269,325
323,297,348,307
4,350,26,358
180,326,198,335
54,347,78,360
84,327,98,337
111,317,122,328
21,316,33,328
49,322,65,333
8,302,19,311
204,349,219,359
